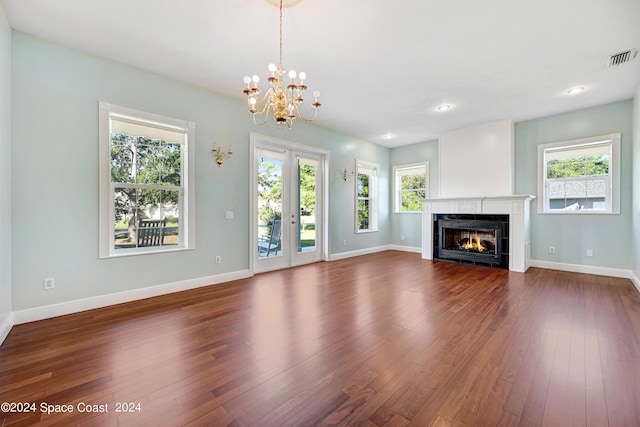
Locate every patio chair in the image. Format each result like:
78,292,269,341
258,219,282,257
137,218,167,247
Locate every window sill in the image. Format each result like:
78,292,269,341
101,246,194,259
394,211,422,214
538,210,619,215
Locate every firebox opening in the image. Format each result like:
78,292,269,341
443,228,497,254
436,217,505,267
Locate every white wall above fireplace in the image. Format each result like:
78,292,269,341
439,119,514,198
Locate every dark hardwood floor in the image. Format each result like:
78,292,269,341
1,251,639,426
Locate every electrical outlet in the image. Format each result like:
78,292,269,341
342,239,347,246
401,235,405,241
586,249,593,257
215,256,221,264
549,246,556,254
225,211,234,220
43,278,55,290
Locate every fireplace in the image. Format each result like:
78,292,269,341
434,214,509,268
422,196,534,272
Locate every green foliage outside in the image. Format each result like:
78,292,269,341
299,164,316,215
546,155,609,179
258,160,317,225
257,159,283,225
357,173,370,230
257,159,318,253
357,199,369,230
400,173,426,211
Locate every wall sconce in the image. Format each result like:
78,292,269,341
343,168,354,182
212,144,232,166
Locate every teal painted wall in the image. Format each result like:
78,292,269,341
633,86,640,275
515,100,634,269
0,4,12,329
389,139,438,248
11,32,390,312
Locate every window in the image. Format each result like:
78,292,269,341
99,102,195,257
355,160,379,232
537,133,620,214
394,163,428,213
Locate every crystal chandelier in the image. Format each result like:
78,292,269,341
242,0,321,128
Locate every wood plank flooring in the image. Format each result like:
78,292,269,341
1,251,639,426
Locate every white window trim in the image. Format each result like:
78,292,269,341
393,162,429,213
355,159,379,233
99,102,196,258
537,133,620,214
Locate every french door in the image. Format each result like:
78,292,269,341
251,134,327,273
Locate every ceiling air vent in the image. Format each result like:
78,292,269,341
607,48,638,67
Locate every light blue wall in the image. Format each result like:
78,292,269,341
11,32,390,312
0,4,13,334
633,86,640,276
389,139,438,248
515,100,634,269
330,138,391,252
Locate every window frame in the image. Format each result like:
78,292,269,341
99,102,195,258
355,159,379,233
537,133,620,215
393,162,429,213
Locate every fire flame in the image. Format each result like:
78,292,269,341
463,235,486,252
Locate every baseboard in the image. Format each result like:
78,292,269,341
0,312,14,347
13,269,252,325
529,259,634,280
629,270,640,294
387,244,422,254
330,245,393,261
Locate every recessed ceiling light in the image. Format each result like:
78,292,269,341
437,104,452,112
566,86,586,95
382,133,395,140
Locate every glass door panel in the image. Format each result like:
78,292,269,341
257,150,285,264
291,153,322,266
297,158,317,253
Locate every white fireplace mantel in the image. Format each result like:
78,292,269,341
422,195,535,272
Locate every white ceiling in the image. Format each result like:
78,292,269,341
2,0,640,147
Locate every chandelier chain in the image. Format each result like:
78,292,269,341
279,0,283,67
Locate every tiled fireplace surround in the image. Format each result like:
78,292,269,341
422,195,535,272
